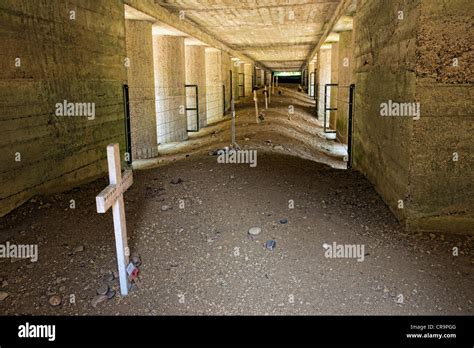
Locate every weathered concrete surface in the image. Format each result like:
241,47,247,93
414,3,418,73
221,51,231,112
335,30,354,144
244,63,253,97
308,61,316,96
185,45,207,129
352,0,473,234
125,20,158,160
330,42,339,130
409,0,474,232
317,48,332,121
205,49,224,124
0,0,127,217
153,35,188,143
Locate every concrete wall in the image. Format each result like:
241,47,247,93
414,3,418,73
352,0,473,234
125,20,158,160
409,0,474,232
335,30,355,144
205,49,223,124
0,0,127,217
153,35,187,143
353,0,417,225
185,45,207,130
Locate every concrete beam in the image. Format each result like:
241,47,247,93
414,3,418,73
304,0,354,68
124,0,263,69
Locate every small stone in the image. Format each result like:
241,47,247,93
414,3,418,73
429,233,436,239
244,138,250,141
171,178,182,185
274,145,284,150
279,218,288,224
0,292,9,301
49,295,62,307
91,294,108,308
248,227,262,236
73,245,84,253
161,205,171,211
106,289,116,300
97,284,109,295
265,240,276,251
2,280,8,287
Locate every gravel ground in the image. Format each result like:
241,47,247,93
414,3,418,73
0,86,472,315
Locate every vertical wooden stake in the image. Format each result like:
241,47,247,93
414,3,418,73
254,90,259,123
264,86,268,109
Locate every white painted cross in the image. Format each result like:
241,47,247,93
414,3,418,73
96,143,133,296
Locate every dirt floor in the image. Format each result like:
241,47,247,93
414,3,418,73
0,85,472,315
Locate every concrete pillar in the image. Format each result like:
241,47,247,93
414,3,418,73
205,48,223,124
308,61,316,96
185,45,207,129
317,47,332,121
238,62,245,97
330,42,339,131
221,51,232,113
335,31,354,144
244,63,253,96
125,20,158,160
153,35,187,144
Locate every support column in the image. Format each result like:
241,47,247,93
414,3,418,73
244,63,253,96
185,45,207,129
330,42,339,131
153,35,187,143
308,61,315,96
317,47,332,121
335,31,354,144
205,48,223,124
124,20,158,159
221,52,232,113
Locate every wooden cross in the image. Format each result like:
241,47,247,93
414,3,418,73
96,143,133,296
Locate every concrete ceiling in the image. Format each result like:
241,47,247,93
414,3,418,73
156,0,341,71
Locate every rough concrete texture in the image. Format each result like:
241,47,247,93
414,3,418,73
352,0,473,234
317,48,332,121
231,61,240,102
352,0,417,226
125,20,159,160
330,42,339,131
308,61,316,96
221,51,232,112
0,0,127,218
153,35,188,144
409,0,474,232
157,0,340,71
335,30,354,144
244,63,253,96
205,49,224,124
185,45,207,130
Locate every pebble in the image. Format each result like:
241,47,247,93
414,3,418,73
106,289,116,300
279,218,288,224
0,292,9,301
73,245,84,253
274,145,284,150
248,227,262,236
171,178,182,185
49,295,62,307
161,205,171,211
132,255,142,267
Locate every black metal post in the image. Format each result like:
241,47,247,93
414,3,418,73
122,84,132,164
347,84,355,169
